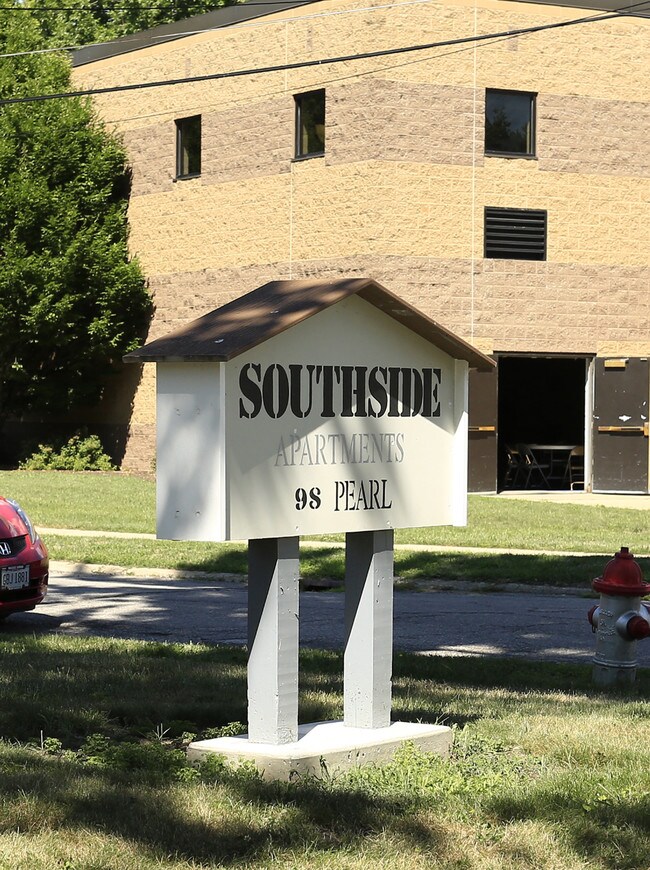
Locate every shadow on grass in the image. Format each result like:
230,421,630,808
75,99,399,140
487,785,650,870
0,637,250,742
163,547,650,590
174,547,248,575
393,552,648,587
290,651,649,710
395,651,650,701
391,651,599,693
1,637,647,744
0,748,449,866
1,639,649,866
172,544,346,580
390,707,481,728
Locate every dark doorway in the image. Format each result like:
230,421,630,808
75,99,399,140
497,356,587,490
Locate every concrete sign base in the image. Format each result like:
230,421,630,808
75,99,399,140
187,720,453,782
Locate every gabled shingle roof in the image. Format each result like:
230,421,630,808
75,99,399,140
124,277,494,370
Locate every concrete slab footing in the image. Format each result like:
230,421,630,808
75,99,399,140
187,720,453,781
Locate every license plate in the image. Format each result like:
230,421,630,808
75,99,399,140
1,566,30,590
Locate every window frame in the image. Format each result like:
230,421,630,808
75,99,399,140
175,114,202,179
484,89,536,159
294,89,326,160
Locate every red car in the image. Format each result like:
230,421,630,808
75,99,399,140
0,498,49,619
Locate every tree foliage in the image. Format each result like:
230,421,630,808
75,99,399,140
0,9,154,417
0,0,237,420
19,0,232,46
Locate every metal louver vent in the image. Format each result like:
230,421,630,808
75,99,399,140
484,207,547,260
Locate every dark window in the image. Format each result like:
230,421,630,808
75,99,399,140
484,207,547,260
485,89,535,156
295,89,325,158
176,115,201,178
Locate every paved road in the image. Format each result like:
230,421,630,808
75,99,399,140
5,563,649,667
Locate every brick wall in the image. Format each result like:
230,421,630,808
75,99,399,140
73,0,650,472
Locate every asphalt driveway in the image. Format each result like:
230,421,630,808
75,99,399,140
5,562,648,667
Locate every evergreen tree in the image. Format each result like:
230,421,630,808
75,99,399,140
0,9,152,419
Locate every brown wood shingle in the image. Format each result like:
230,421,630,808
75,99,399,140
124,278,494,371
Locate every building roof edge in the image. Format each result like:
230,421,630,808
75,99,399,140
72,0,321,67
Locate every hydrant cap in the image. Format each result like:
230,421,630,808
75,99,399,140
627,615,650,640
592,547,650,596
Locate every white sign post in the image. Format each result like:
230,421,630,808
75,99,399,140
344,529,394,729
126,278,493,777
248,536,300,744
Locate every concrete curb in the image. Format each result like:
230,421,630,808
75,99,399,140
41,527,156,540
48,559,246,584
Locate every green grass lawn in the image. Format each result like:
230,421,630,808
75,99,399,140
2,470,649,552
1,470,649,587
43,534,645,590
2,475,649,865
0,632,649,869
0,470,155,533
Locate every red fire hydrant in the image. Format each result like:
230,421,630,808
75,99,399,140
588,547,650,686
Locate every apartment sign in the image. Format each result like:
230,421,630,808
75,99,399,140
124,279,493,543
234,358,440,520
149,295,468,541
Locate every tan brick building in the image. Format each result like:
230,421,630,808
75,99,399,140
72,0,650,492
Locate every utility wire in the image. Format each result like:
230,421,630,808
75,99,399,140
104,0,648,126
0,0,648,59
3,0,645,10
0,1,648,106
144,0,650,42
101,27,526,124
0,0,429,58
0,1,307,7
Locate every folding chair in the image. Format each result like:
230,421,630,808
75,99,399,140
503,445,523,489
517,444,551,489
566,446,585,490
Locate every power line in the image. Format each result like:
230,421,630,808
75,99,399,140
2,0,645,10
0,0,425,58
146,0,649,45
109,0,645,127
1,5,647,107
0,0,648,60
0,1,299,7
100,27,524,125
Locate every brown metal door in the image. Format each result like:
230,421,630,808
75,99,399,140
592,358,649,493
468,365,497,492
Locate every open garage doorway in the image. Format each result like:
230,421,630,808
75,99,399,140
497,355,590,491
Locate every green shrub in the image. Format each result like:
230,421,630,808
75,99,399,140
19,434,116,472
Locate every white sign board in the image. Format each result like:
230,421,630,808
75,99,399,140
156,295,468,541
